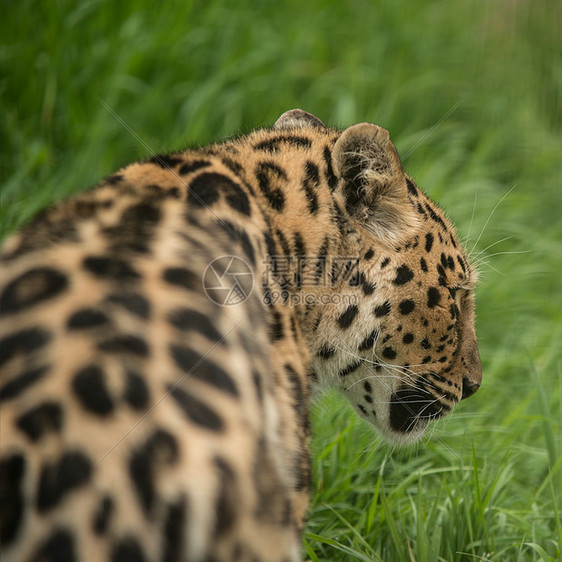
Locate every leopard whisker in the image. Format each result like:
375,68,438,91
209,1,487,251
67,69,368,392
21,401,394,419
469,182,518,256
472,235,513,260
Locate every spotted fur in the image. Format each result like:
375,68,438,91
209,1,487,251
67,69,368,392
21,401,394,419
0,109,481,561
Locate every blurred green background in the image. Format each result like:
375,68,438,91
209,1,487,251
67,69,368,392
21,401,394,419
1,1,561,560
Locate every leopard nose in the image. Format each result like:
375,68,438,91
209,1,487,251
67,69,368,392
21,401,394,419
461,376,480,399
460,339,482,400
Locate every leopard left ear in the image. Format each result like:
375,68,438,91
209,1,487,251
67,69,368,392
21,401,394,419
332,123,419,244
273,109,326,130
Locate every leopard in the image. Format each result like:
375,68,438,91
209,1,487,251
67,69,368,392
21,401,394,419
0,109,481,562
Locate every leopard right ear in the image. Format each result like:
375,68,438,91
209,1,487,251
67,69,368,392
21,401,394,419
273,109,326,130
332,123,419,245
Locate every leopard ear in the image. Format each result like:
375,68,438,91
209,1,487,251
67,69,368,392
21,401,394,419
332,123,419,244
273,109,326,130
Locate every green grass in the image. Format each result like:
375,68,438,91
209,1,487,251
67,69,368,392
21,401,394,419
2,1,561,560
